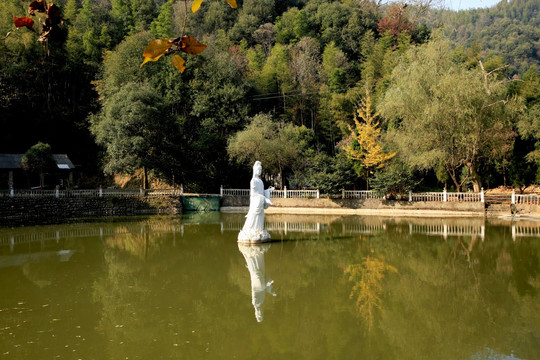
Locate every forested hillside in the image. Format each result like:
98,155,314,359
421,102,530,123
0,0,538,192
426,0,539,74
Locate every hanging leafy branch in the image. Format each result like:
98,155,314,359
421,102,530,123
7,0,64,43
141,0,237,73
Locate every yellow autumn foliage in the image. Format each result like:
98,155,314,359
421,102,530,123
345,256,398,330
343,92,396,175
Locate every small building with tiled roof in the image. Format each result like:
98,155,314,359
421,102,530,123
0,153,75,189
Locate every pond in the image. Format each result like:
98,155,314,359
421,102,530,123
0,213,538,360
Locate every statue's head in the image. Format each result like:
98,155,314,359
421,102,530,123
253,161,262,177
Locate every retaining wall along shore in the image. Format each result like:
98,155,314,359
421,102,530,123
221,197,487,216
0,195,182,226
2,195,539,226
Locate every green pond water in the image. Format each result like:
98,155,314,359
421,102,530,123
0,213,538,360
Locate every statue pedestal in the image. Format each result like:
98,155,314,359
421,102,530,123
238,228,271,244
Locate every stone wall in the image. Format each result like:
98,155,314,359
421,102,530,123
3,195,536,226
0,196,182,226
222,196,487,216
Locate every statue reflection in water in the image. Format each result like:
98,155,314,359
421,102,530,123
238,243,276,322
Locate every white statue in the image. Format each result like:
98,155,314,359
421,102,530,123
238,161,274,243
238,243,276,322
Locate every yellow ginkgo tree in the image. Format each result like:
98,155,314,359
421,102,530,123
141,0,237,72
342,91,396,190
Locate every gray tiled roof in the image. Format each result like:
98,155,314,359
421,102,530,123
0,154,75,169
0,154,23,169
52,154,75,169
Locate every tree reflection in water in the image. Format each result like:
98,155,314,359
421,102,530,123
345,256,398,331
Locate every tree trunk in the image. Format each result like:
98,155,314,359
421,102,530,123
279,165,283,190
468,164,482,193
448,171,461,193
142,166,149,190
366,168,370,190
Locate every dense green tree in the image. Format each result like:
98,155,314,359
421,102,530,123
100,31,173,98
229,0,276,44
515,66,540,178
293,150,355,193
257,43,294,112
274,7,300,44
289,37,322,127
91,82,180,189
370,159,420,198
304,0,352,48
379,39,518,192
66,0,114,66
228,113,304,188
21,142,56,188
321,41,350,84
150,0,174,38
111,0,157,37
341,7,379,57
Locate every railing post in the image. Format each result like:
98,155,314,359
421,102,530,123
342,188,345,199
181,184,184,195
443,188,447,202
480,187,484,203
55,188,59,198
99,186,103,198
284,186,287,199
140,187,144,197
220,185,223,197
511,189,515,205
316,189,319,199
409,190,412,202
10,188,14,198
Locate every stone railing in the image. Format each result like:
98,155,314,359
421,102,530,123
410,189,484,203
4,187,538,205
0,188,184,198
221,186,320,199
342,190,384,199
222,187,486,203
515,193,540,205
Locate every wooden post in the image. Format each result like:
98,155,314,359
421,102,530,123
8,170,13,190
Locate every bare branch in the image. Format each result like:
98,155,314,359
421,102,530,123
1,31,12,41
